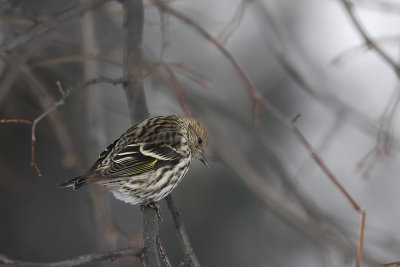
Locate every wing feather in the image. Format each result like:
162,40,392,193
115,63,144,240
93,142,182,181
140,144,181,160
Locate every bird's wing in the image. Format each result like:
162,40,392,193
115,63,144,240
95,142,182,179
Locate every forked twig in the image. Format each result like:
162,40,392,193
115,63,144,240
0,77,127,176
0,81,68,176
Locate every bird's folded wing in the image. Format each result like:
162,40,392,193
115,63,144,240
98,143,182,179
140,143,182,160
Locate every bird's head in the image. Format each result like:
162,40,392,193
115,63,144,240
185,117,208,167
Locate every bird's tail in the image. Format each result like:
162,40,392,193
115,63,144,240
59,176,89,190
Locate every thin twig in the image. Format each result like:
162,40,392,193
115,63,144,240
30,86,68,176
330,34,400,68
340,0,400,76
166,195,201,267
162,63,191,115
0,77,127,176
216,0,254,46
0,119,33,125
378,262,400,267
339,0,400,177
0,0,111,53
0,248,141,267
156,236,173,267
29,54,212,89
168,63,212,89
356,209,366,267
0,82,69,176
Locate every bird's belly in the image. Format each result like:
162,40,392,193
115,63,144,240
108,159,190,205
110,189,142,205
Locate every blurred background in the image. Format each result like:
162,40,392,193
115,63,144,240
1,0,400,266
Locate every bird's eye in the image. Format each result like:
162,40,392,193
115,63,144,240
198,137,203,145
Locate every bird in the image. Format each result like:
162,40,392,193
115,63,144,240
60,115,208,206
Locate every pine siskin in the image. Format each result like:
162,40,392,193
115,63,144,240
60,115,208,205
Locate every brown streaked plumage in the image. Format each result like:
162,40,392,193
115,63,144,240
60,115,208,205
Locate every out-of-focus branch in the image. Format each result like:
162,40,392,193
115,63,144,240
351,0,400,13
340,0,400,76
165,195,201,267
0,0,111,53
208,122,377,264
0,77,127,175
27,54,212,89
0,82,68,175
378,261,400,267
0,51,82,173
330,34,400,67
150,0,361,213
339,0,400,179
121,0,148,122
120,1,161,266
162,63,191,115
151,1,367,263
216,0,254,46
0,248,141,267
80,6,117,264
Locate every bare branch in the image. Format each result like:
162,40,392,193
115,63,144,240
0,0,111,53
378,261,400,267
151,0,362,212
217,0,254,46
0,248,141,267
0,77,125,176
168,63,212,89
162,63,191,115
165,195,201,267
338,0,400,176
339,0,400,76
330,34,400,68
121,0,149,123
152,1,366,262
351,0,400,14
0,119,32,125
141,205,161,267
156,236,173,267
356,209,366,267
120,1,161,266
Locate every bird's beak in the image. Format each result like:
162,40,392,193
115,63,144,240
199,152,209,168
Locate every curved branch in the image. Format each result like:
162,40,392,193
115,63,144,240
165,195,201,267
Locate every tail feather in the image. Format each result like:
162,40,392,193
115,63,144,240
59,176,90,190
